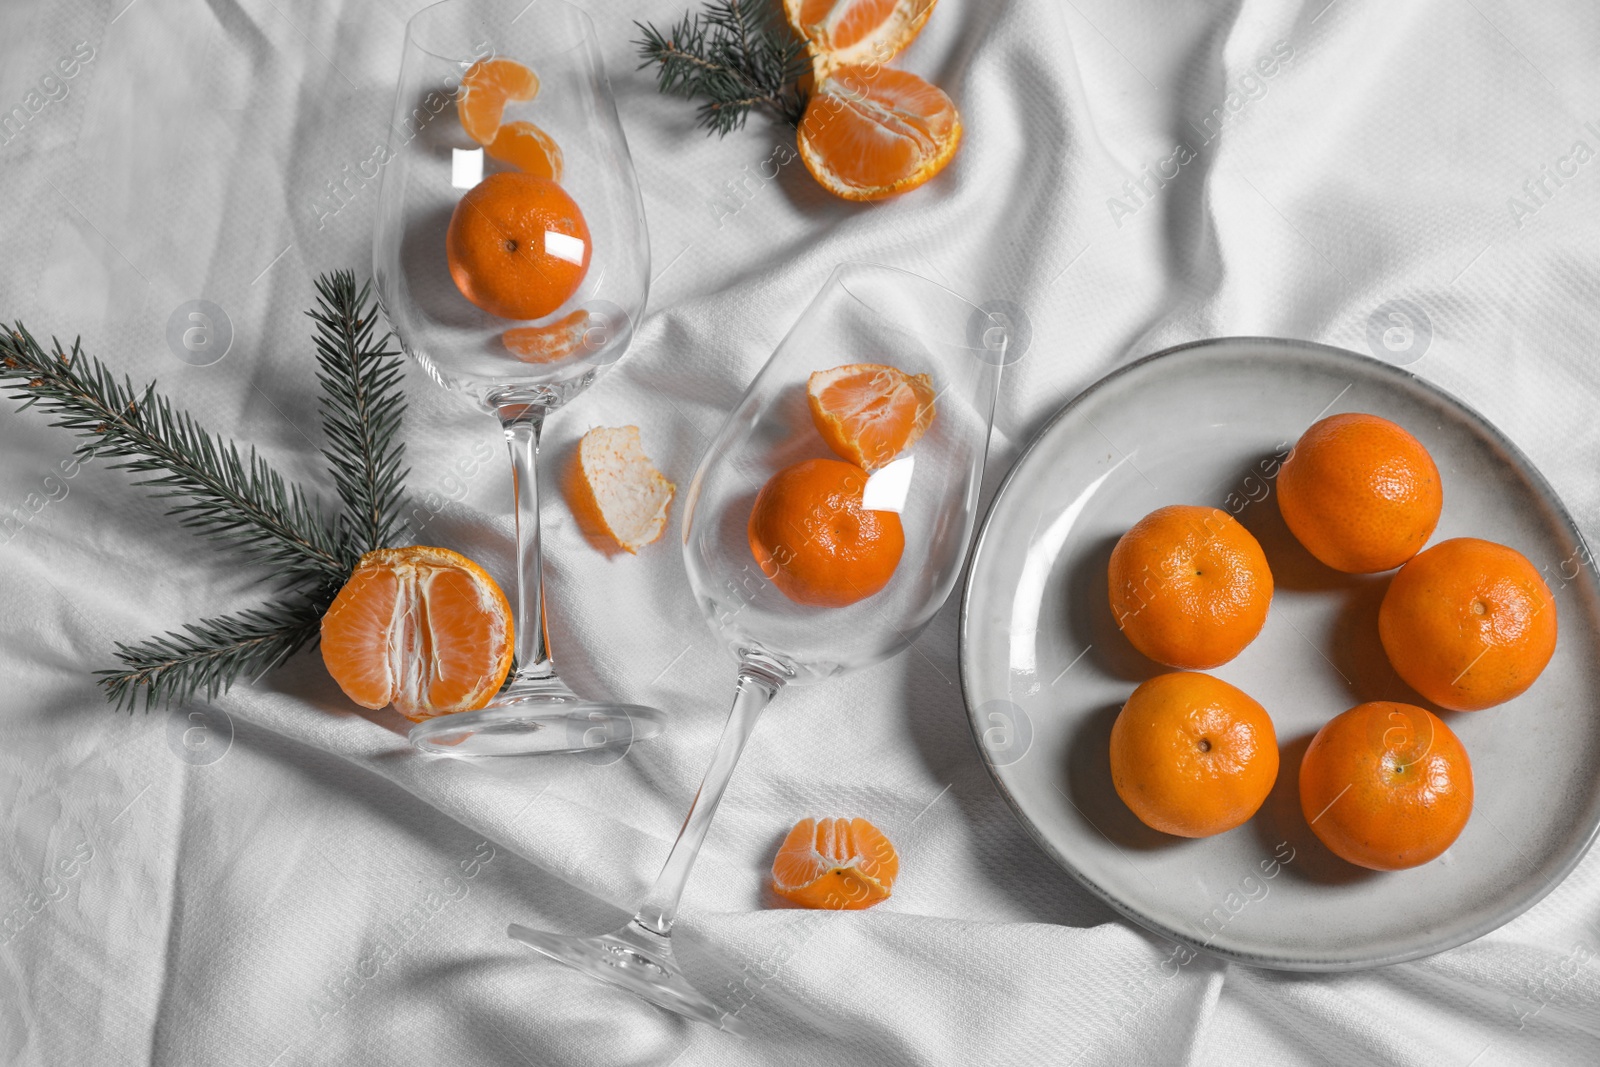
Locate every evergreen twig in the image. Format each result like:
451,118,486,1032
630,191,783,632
635,0,811,135
0,326,347,582
1,270,410,710
97,596,329,712
308,271,409,568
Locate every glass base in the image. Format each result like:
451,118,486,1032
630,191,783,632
407,682,664,757
508,920,749,1035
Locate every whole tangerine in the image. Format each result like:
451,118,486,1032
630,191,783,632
1109,672,1280,838
1106,504,1274,669
1379,537,1558,711
748,458,903,608
446,171,591,321
1277,413,1442,573
1299,701,1472,870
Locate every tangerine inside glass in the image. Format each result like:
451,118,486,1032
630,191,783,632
373,0,658,756
505,263,1007,1031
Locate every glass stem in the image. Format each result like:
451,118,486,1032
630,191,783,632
632,661,784,937
499,403,556,685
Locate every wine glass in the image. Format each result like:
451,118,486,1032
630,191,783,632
373,0,662,756
506,264,1005,1031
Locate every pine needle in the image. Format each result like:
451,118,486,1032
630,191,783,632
635,0,811,135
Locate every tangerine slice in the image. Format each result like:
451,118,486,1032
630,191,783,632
783,0,938,75
503,309,588,363
568,426,676,554
797,66,961,201
457,57,539,145
486,120,564,181
320,546,513,722
807,362,936,471
771,816,899,909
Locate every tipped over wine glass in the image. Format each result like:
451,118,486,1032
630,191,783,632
505,263,1006,1031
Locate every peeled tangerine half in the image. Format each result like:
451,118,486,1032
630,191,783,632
320,546,513,722
808,362,936,471
783,0,939,74
772,817,899,909
569,426,676,554
797,66,961,201
457,57,539,145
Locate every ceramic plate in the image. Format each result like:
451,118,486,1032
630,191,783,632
959,337,1600,969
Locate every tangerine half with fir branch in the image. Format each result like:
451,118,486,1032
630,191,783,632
797,66,962,201
320,546,514,722
783,0,939,76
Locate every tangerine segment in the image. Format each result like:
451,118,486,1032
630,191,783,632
783,0,938,74
748,458,904,608
486,120,564,181
1378,537,1558,711
503,309,588,363
1299,702,1473,870
1109,672,1279,838
772,816,899,909
1107,505,1274,670
807,363,936,471
446,172,591,321
320,546,513,723
1277,412,1442,573
570,426,676,554
797,66,962,201
457,57,539,145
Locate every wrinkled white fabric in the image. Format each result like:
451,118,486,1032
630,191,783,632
3,0,1599,1064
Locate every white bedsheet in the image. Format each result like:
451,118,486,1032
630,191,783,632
2,0,1598,1063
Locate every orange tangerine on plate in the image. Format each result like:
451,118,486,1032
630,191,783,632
1106,505,1274,669
797,66,962,201
807,362,936,471
783,0,938,75
1277,412,1442,574
1109,672,1279,838
486,120,564,181
457,56,539,145
772,816,899,909
748,458,904,607
320,546,513,722
1299,701,1473,870
446,172,591,321
1378,537,1558,711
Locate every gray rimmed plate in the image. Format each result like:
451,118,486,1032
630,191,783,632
959,337,1600,969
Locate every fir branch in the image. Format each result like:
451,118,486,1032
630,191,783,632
0,325,348,584
97,594,331,711
635,0,810,135
308,271,409,568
